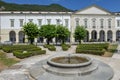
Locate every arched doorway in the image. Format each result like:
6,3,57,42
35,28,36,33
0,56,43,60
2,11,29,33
91,30,97,41
84,31,89,42
116,30,120,41
107,30,112,42
19,31,25,43
9,31,16,43
99,30,105,42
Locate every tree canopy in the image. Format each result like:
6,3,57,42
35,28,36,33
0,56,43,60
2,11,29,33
39,24,56,45
56,25,70,44
74,26,87,44
23,22,39,44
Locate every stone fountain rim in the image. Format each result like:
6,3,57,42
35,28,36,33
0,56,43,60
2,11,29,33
47,54,93,68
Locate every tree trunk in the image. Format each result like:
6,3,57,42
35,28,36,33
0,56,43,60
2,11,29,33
30,38,34,44
47,38,50,45
62,40,65,44
79,39,81,44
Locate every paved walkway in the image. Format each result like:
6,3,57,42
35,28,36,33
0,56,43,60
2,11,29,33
0,45,120,80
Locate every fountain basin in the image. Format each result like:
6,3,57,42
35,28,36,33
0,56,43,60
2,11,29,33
47,54,92,68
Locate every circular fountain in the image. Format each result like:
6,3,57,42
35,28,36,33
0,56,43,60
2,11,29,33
29,53,114,80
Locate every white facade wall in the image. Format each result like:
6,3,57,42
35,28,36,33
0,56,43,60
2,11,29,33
0,5,120,43
0,12,71,43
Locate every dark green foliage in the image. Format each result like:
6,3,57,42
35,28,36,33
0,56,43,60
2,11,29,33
13,50,46,59
61,44,71,51
2,45,40,53
0,1,72,11
43,44,56,51
76,43,109,55
74,26,87,44
13,51,32,59
23,22,39,44
31,50,46,55
39,24,56,45
56,25,70,44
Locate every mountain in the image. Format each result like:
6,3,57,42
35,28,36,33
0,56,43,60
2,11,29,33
0,0,72,12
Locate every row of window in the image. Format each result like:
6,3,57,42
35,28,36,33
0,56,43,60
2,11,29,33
10,19,69,27
75,18,112,28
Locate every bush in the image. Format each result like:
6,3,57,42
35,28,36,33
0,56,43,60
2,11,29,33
13,51,32,59
76,43,108,55
61,44,70,51
2,47,12,53
2,45,42,53
76,49,105,55
31,50,46,55
44,44,56,51
48,46,56,51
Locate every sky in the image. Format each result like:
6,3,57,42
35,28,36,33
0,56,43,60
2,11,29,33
2,0,120,12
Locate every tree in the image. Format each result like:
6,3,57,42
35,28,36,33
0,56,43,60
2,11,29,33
74,26,87,44
56,25,70,44
39,24,56,45
23,22,39,44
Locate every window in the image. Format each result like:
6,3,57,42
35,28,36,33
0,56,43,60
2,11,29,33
84,19,88,28
65,19,69,27
28,19,33,22
56,19,61,25
75,18,79,26
117,20,120,27
100,19,104,28
19,19,23,27
92,18,96,28
47,19,51,24
38,19,42,26
10,19,14,27
108,19,111,28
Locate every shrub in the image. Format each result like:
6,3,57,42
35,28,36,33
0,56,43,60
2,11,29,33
2,45,41,53
76,43,108,55
13,51,32,59
61,44,70,51
31,50,46,55
44,44,56,51
43,44,48,48
48,46,56,51
76,49,105,55
2,47,12,53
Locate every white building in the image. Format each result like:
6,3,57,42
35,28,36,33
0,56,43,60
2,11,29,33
0,5,120,43
0,11,72,43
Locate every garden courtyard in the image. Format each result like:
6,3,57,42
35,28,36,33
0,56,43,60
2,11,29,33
0,43,119,80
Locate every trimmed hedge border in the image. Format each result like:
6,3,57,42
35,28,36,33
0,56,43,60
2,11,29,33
61,44,71,51
76,43,109,55
43,44,56,51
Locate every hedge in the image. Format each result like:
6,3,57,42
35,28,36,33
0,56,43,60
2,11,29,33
2,45,42,53
13,51,32,59
43,44,56,51
13,50,46,59
76,49,105,55
76,43,109,55
61,44,71,51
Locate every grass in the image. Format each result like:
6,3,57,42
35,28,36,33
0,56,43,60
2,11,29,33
0,51,19,67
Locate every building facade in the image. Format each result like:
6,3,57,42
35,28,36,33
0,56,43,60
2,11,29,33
0,5,120,43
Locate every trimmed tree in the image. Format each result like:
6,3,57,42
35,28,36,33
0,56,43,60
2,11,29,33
23,22,39,44
56,25,70,44
39,24,56,45
74,26,87,44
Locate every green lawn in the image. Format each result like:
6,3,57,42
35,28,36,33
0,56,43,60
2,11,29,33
0,51,19,67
